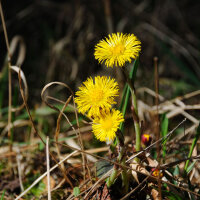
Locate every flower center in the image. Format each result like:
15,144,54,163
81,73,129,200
111,44,125,56
102,117,113,131
90,89,104,103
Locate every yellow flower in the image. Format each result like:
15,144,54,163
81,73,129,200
151,168,163,178
92,109,124,142
94,32,141,67
75,76,119,117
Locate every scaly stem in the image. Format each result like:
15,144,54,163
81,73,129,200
106,166,118,188
107,134,129,191
121,158,129,193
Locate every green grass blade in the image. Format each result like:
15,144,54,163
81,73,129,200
1,190,5,200
186,161,197,174
129,57,139,80
119,83,128,111
161,113,169,159
184,122,200,172
119,86,130,132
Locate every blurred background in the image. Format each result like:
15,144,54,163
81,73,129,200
1,0,200,105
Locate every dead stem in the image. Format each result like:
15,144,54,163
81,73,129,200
55,95,72,184
154,56,162,199
73,96,91,185
0,0,12,151
46,137,51,200
16,148,24,192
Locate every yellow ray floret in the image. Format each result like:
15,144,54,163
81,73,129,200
94,32,141,68
92,109,124,142
75,76,119,117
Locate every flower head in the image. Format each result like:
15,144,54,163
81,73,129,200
151,168,163,178
141,134,152,146
94,32,141,68
75,76,119,117
92,109,124,142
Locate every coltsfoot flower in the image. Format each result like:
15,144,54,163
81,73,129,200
92,109,124,142
94,32,141,67
75,76,119,117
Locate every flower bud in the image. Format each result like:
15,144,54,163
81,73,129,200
141,134,152,146
151,168,163,178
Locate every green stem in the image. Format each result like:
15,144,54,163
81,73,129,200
130,87,141,153
106,167,118,188
134,122,141,152
121,158,129,193
107,135,128,189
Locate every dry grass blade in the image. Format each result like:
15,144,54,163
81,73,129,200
15,150,78,200
160,155,200,170
72,95,90,182
9,36,26,66
0,144,38,158
1,119,31,137
0,0,12,151
54,95,72,186
41,81,74,100
46,137,51,200
16,148,24,192
11,66,28,112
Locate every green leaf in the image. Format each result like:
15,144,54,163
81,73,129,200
73,187,80,197
186,161,196,174
161,114,169,159
173,166,179,177
1,190,5,200
96,160,113,178
184,122,200,172
30,181,46,197
35,104,73,116
162,189,182,200
39,141,45,151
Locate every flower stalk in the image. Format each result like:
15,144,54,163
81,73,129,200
122,64,141,153
131,89,141,152
106,166,118,188
106,131,129,192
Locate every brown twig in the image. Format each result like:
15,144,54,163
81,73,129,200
0,0,12,151
154,56,162,199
